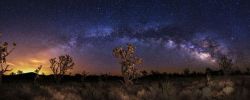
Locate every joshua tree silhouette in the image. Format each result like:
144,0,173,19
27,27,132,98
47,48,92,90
113,43,143,86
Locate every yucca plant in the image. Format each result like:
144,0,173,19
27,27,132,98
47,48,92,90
113,43,143,86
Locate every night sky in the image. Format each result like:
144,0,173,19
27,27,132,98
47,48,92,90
0,0,249,74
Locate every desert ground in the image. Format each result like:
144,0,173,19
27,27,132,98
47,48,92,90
0,74,249,100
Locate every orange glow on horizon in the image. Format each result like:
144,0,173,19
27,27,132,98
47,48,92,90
5,45,79,75
6,48,59,75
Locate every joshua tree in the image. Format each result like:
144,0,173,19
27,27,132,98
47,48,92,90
49,55,74,82
218,55,233,75
34,65,42,82
113,43,143,86
0,42,16,83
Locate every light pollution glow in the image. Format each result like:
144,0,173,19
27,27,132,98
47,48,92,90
6,45,68,75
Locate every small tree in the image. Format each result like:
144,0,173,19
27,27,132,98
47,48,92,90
81,70,89,82
34,65,42,74
0,42,16,83
34,65,42,82
49,55,74,82
113,43,143,86
141,70,148,76
218,55,233,75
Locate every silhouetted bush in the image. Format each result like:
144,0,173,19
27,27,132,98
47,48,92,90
49,55,74,83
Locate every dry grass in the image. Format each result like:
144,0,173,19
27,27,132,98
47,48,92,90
0,76,249,100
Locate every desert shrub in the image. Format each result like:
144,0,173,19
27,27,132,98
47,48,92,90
140,70,148,76
0,41,16,83
49,55,74,83
17,70,23,75
81,70,89,83
34,65,43,82
183,68,190,76
218,55,233,75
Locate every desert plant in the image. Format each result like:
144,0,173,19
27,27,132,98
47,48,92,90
17,70,23,74
218,55,233,75
183,68,190,76
81,70,89,82
49,55,74,82
140,70,148,76
113,43,143,86
205,67,212,75
101,72,111,82
0,65,11,83
34,65,42,82
206,74,211,86
10,72,16,75
160,80,174,97
246,68,250,74
150,70,160,75
0,41,16,83
34,65,42,74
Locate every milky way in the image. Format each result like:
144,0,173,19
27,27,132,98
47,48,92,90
0,0,249,74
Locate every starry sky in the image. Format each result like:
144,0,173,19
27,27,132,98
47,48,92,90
0,0,249,74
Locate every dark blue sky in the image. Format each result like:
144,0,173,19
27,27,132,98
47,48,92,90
0,0,249,74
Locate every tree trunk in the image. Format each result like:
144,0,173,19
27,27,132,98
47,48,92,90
0,74,2,84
